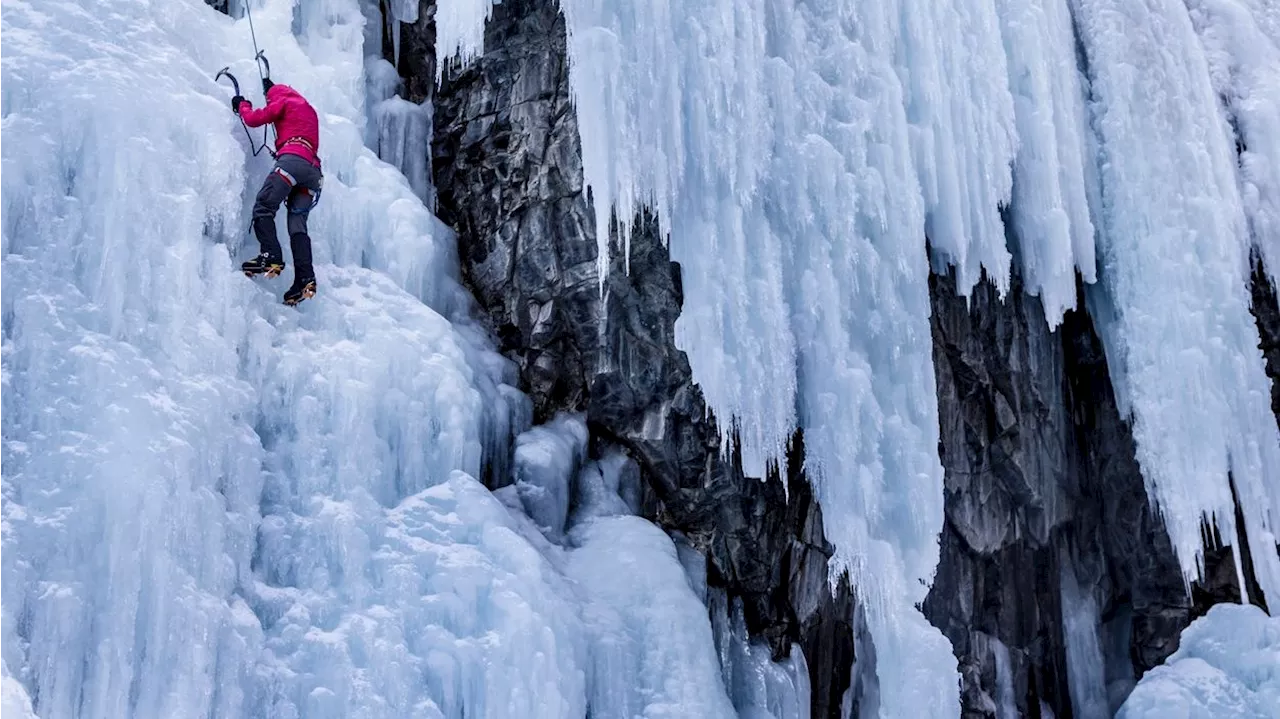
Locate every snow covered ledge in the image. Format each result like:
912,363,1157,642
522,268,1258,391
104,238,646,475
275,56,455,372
1117,603,1280,718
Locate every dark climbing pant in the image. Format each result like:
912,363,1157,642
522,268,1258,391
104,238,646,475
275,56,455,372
252,153,323,280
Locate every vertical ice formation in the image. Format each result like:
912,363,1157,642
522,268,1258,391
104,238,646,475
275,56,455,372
989,637,1017,719
512,413,589,542
1060,560,1110,719
365,57,435,207
551,0,1046,712
0,0,573,716
1116,603,1280,719
543,0,1280,707
1184,0,1280,282
372,96,434,206
433,0,498,81
558,435,806,719
567,516,739,719
708,592,811,719
995,0,1100,322
1070,0,1280,607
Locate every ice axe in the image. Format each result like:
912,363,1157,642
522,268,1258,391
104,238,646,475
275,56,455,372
215,66,274,158
215,66,242,96
255,50,271,82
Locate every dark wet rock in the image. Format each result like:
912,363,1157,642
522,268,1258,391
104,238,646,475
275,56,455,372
924,263,1267,717
1250,250,1280,426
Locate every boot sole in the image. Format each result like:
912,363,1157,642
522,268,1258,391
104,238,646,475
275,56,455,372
243,266,284,279
283,283,316,307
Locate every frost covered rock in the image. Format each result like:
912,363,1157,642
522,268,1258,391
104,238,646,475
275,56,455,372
1117,603,1280,719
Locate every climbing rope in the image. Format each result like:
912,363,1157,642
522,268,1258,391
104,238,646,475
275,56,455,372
214,0,276,158
244,0,263,62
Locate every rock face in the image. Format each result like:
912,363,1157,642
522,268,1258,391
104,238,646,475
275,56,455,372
923,259,1268,718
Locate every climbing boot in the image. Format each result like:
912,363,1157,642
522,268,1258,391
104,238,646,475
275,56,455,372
242,253,285,278
283,276,316,306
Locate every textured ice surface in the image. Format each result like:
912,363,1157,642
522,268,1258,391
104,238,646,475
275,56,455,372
709,591,811,719
1117,603,1280,719
364,55,435,206
1185,0,1280,279
555,0,1050,713
995,0,1100,322
1,7,806,713
513,414,589,542
1071,0,1280,608
1,662,37,719
9,0,1280,717
990,637,1016,719
433,0,497,81
543,0,1280,709
0,0,540,715
1061,559,1110,719
568,516,739,719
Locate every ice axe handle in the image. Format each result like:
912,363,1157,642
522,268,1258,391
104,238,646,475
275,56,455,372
255,51,271,80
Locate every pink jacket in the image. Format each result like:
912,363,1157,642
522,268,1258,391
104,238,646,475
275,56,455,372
237,84,321,167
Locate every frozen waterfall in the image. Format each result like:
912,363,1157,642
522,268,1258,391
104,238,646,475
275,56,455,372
1,0,804,717
5,0,1280,717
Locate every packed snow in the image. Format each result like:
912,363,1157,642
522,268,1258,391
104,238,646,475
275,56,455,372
1117,603,1280,719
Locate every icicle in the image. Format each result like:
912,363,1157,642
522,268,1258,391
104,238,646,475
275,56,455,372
1070,0,1280,608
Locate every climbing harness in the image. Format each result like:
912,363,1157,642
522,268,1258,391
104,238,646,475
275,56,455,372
271,160,324,214
214,1,276,158
272,139,324,213
290,177,323,214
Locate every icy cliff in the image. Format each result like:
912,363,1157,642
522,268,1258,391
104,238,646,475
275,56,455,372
421,0,1280,716
5,0,1280,717
2,0,799,717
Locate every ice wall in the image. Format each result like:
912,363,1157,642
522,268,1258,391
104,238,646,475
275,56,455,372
708,592,812,719
996,0,1100,322
1070,0,1280,607
1184,0,1280,278
1060,560,1110,719
505,0,1277,713
434,0,495,81
0,0,567,716
545,0,1085,713
2,2,806,708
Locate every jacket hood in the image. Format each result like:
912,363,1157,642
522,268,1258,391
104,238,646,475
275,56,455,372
265,84,298,100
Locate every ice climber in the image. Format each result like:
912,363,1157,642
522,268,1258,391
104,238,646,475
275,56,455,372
232,77,323,306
